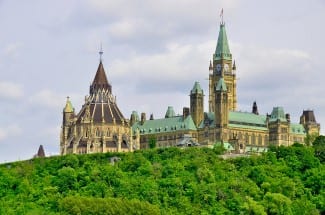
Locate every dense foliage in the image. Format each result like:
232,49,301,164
0,142,324,214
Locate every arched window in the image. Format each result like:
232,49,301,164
252,134,256,145
106,128,110,137
245,133,249,144
258,135,263,145
96,128,100,137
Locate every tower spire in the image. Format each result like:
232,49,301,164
214,16,231,60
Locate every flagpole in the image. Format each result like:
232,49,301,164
220,8,224,24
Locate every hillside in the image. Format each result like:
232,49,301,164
0,145,324,214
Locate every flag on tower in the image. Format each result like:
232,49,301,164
220,8,224,23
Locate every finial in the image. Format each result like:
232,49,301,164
232,60,236,70
99,43,103,62
220,8,224,24
66,96,70,101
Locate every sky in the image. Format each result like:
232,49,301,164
0,0,324,163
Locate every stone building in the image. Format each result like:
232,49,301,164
130,20,320,152
60,56,139,155
60,19,320,155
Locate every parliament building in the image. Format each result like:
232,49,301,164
60,20,320,155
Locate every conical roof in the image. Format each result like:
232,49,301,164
63,97,74,113
76,60,126,125
191,82,203,94
37,145,45,157
90,61,112,94
215,24,232,60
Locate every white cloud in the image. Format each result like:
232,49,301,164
28,90,84,109
110,40,214,86
0,81,23,99
0,125,22,141
3,42,22,58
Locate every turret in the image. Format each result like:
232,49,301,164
300,110,320,135
215,78,228,128
190,82,204,127
268,107,290,146
165,106,175,118
130,111,139,126
63,97,74,126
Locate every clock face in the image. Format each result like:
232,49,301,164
216,64,222,72
224,64,229,72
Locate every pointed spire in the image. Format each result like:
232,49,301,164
64,96,74,113
209,60,213,70
232,60,236,70
90,48,112,94
36,145,45,157
214,22,232,60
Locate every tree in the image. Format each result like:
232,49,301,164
304,133,318,146
242,197,266,215
149,135,157,149
263,192,293,215
312,135,325,162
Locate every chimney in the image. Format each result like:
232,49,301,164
141,113,146,125
286,113,290,122
183,107,190,119
252,101,259,115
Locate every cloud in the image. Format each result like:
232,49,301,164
0,81,24,99
2,42,23,58
75,0,241,53
28,90,84,109
109,40,214,94
0,125,22,141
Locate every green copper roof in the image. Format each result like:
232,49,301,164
64,97,74,113
165,106,176,118
132,115,197,135
215,78,227,91
199,111,268,130
229,111,268,130
270,107,287,122
290,123,306,135
214,24,232,60
229,111,266,126
191,82,203,94
228,124,268,131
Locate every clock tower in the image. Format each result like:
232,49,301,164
209,21,237,112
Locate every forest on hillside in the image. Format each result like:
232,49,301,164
0,136,324,214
